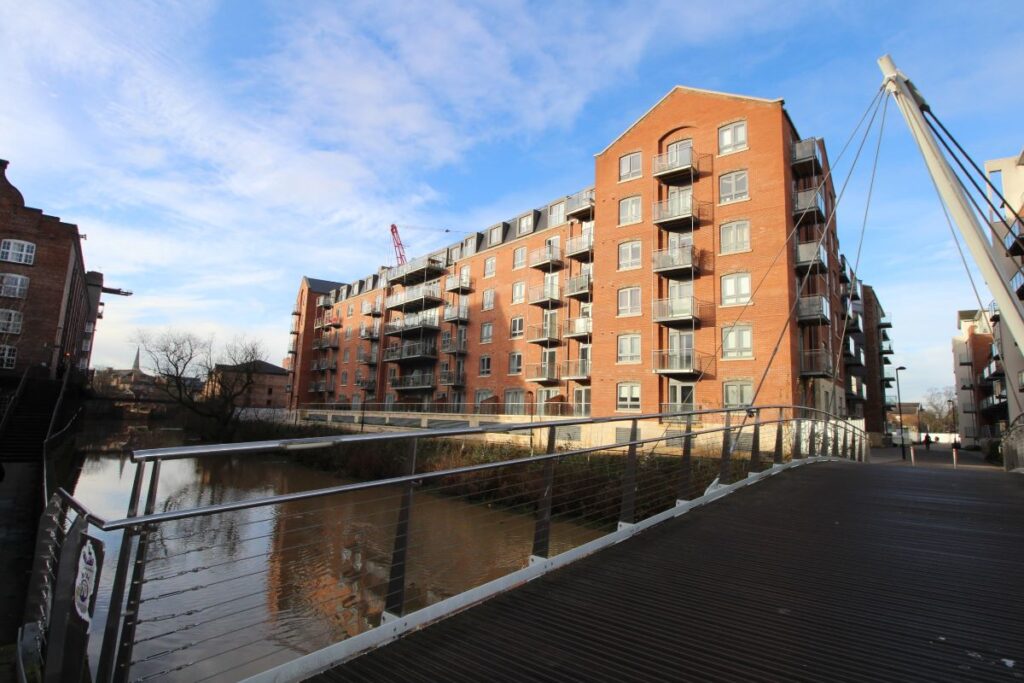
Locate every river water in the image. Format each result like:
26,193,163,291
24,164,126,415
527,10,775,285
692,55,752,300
70,422,602,682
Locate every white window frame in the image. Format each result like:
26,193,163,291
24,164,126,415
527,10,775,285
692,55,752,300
722,324,753,359
0,309,23,334
511,281,525,304
480,322,494,344
549,202,566,226
479,355,492,377
518,214,534,236
0,240,36,265
723,380,754,407
513,247,526,269
718,120,748,155
617,286,641,316
617,241,641,270
618,196,642,226
720,220,751,254
508,351,523,375
510,316,524,338
721,272,752,306
489,225,503,246
617,334,641,364
0,344,15,369
484,257,496,278
616,382,641,411
0,273,29,298
482,288,495,311
504,389,525,414
719,170,749,204
619,152,642,181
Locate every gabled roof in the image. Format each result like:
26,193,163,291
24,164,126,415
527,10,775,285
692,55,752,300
215,360,289,376
303,276,343,294
597,86,784,156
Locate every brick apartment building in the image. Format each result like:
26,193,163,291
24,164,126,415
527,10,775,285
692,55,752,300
287,86,893,422
204,360,290,409
0,159,105,381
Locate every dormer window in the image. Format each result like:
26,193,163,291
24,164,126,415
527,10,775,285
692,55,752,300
0,240,35,265
489,225,503,246
517,214,533,236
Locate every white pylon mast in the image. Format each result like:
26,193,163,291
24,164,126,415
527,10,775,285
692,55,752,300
878,54,1024,347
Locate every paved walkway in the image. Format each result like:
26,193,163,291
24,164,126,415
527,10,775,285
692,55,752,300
870,444,1000,470
314,460,1024,682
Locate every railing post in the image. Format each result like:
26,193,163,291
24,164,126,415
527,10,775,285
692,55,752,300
749,410,761,472
384,438,417,620
530,426,557,561
96,463,147,682
831,422,840,459
113,459,161,683
719,410,733,485
842,426,850,460
820,420,830,459
773,413,784,464
807,420,817,458
618,419,639,528
677,413,694,501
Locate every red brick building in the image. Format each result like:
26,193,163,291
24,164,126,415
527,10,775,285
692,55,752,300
287,86,891,418
0,159,104,381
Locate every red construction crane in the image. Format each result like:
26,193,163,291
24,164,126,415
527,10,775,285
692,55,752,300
390,223,407,266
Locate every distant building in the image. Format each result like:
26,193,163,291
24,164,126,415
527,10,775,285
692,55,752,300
952,308,999,447
0,159,104,380
92,348,159,399
860,284,895,442
887,401,922,438
205,360,289,409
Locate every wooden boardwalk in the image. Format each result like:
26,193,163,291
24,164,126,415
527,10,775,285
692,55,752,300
312,461,1024,682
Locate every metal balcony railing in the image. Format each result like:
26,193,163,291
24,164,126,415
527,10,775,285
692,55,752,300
445,274,473,292
385,255,447,284
795,242,828,271
563,317,593,338
359,324,380,339
529,245,563,269
525,362,560,383
652,349,712,375
384,311,441,335
797,295,831,324
357,349,378,365
800,349,834,377
559,359,590,380
383,342,437,362
652,245,698,274
528,283,561,306
385,281,444,310
880,340,893,354
438,371,466,386
443,304,470,323
565,188,595,218
564,274,592,299
389,373,436,390
791,138,823,178
793,188,826,221
440,337,468,354
878,314,892,328
527,323,561,344
652,195,699,227
652,297,707,325
565,233,594,258
652,145,696,178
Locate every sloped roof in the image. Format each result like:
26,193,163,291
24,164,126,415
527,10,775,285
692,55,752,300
216,360,289,376
304,276,343,294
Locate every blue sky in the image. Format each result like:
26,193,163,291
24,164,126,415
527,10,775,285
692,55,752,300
2,0,1022,401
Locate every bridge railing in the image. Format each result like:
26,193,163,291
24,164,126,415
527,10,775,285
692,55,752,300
22,406,867,683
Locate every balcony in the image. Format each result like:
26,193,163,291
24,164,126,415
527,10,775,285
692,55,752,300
880,340,893,355
883,366,896,385
793,188,826,224
1002,218,1024,256
961,400,977,413
800,349,834,378
847,310,863,333
878,314,892,328
795,242,828,273
956,349,973,366
291,308,301,317
564,274,592,301
527,323,562,345
652,297,708,327
991,342,1001,360
791,138,823,179
839,254,852,283
357,349,378,365
385,281,444,312
322,333,340,349
386,255,447,286
313,316,326,330
652,245,699,277
565,233,594,260
355,377,376,391
560,359,591,382
528,283,563,308
846,377,866,401
979,393,1007,411
383,341,438,363
389,373,436,391
652,145,696,180
563,317,592,339
384,311,441,336
525,362,560,384
359,324,380,340
440,337,468,354
317,295,334,309
1014,272,1024,300
529,245,564,270
444,274,473,293
884,392,897,408
981,359,1005,382
289,324,299,336
327,313,342,329
361,299,383,317
653,195,705,230
565,188,595,220
438,370,466,387
797,296,831,325
652,349,713,376
841,277,862,301
844,339,865,367
443,304,470,323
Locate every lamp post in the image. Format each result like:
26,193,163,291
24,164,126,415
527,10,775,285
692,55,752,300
895,365,907,460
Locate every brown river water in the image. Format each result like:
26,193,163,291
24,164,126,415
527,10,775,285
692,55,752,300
71,423,601,682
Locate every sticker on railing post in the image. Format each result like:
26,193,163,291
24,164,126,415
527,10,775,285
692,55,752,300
74,539,99,623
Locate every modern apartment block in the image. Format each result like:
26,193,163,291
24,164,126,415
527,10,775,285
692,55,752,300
953,308,1003,446
287,86,893,418
0,159,105,381
859,284,895,439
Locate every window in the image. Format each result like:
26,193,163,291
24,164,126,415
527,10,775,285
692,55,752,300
504,389,525,415
723,380,754,407
721,272,752,306
616,382,641,411
481,322,494,343
722,324,753,359
347,304,354,316
482,288,495,310
0,345,15,370
489,225,503,246
0,274,29,298
343,349,350,363
451,244,462,261
511,281,525,304
518,214,534,236
719,120,747,154
475,389,494,407
0,309,23,334
617,334,641,363
510,316,524,338
549,202,566,226
0,240,36,265
82,339,91,352
618,196,641,226
618,241,641,270
508,352,523,375
619,152,642,181
344,327,352,340
479,355,491,376
617,287,641,316
720,220,751,254
720,170,749,204
484,257,496,278
340,371,348,385
513,247,526,269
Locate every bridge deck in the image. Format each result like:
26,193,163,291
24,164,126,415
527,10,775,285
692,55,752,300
312,460,1024,682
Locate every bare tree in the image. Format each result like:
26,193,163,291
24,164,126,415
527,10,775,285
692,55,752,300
136,329,266,435
919,385,957,433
